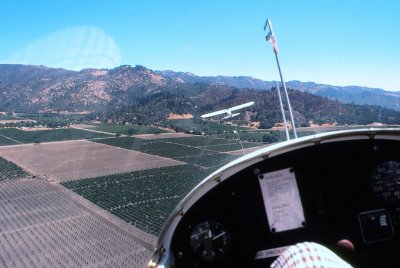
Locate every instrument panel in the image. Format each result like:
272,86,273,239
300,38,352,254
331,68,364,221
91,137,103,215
151,131,400,268
371,160,400,203
189,221,231,262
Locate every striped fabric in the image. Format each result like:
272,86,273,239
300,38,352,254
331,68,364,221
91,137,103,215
270,242,353,268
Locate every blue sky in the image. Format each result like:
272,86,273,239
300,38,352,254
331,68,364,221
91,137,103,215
1,0,399,90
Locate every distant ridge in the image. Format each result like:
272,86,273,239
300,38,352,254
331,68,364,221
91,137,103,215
157,70,400,111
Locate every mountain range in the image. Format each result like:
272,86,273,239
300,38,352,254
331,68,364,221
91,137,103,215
157,70,400,111
0,64,400,127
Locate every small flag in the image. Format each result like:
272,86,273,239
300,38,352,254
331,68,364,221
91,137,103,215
266,32,279,54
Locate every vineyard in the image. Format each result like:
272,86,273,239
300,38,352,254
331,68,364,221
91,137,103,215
18,113,87,123
88,123,167,135
0,179,152,267
202,142,264,152
162,136,239,147
0,157,30,181
0,135,18,146
60,135,265,234
216,130,286,143
163,135,263,151
158,119,249,134
62,165,211,235
0,141,182,182
93,136,247,168
0,131,263,243
0,128,110,146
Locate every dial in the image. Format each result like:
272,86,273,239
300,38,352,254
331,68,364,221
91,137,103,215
190,221,231,262
371,161,400,203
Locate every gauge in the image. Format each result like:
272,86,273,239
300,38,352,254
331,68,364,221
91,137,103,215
371,161,400,203
190,221,231,262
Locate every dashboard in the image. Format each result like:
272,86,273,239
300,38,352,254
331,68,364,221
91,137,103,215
149,129,400,267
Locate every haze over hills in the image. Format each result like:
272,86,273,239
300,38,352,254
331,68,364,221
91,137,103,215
1,64,400,127
158,70,400,111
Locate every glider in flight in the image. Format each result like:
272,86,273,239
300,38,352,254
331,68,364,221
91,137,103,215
201,101,255,120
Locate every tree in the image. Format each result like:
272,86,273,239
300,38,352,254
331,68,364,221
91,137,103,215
262,131,285,143
259,120,275,129
128,128,135,136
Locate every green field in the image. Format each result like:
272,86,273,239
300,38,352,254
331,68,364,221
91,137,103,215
0,135,19,146
86,123,168,135
62,165,210,235
94,136,154,151
0,128,110,145
0,129,244,234
158,119,249,134
202,142,264,152
0,114,16,120
18,113,87,123
159,119,296,143
214,131,284,143
161,136,235,147
161,136,263,152
94,136,250,168
67,135,259,234
0,157,30,181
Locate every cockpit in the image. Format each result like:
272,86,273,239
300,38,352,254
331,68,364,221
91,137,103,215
149,128,400,267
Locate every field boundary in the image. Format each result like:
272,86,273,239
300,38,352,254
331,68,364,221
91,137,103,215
71,125,120,136
0,134,21,144
0,151,38,177
88,139,188,166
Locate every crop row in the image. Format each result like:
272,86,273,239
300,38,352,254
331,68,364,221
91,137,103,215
0,187,83,233
63,164,203,189
62,136,249,235
63,165,208,203
0,179,150,267
142,142,210,158
90,123,167,135
203,142,263,152
62,165,210,235
0,135,18,146
0,179,55,200
161,136,236,147
96,136,211,154
95,136,151,151
176,153,238,169
0,209,147,267
0,157,30,181
158,119,249,134
112,196,180,235
94,137,242,170
0,128,109,145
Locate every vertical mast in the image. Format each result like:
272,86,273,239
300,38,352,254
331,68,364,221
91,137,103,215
264,19,298,139
276,81,290,140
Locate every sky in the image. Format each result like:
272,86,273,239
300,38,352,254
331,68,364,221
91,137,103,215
1,0,399,91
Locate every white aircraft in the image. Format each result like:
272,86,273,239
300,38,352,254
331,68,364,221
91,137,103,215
201,101,254,120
